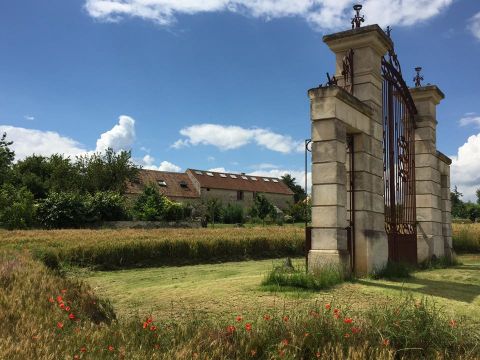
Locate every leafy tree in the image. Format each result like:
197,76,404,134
451,186,466,219
87,191,129,222
222,203,244,224
76,149,139,194
133,184,168,221
206,198,223,227
0,133,15,185
281,174,306,203
251,194,276,225
477,188,480,205
36,192,87,229
0,184,35,229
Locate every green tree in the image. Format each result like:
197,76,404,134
451,186,466,219
0,184,35,229
36,192,87,229
76,148,139,194
281,174,306,203
476,188,480,205
0,133,15,185
133,184,168,221
206,198,223,227
251,194,276,225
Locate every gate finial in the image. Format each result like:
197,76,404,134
414,67,424,87
351,4,365,29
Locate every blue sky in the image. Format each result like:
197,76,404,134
1,0,480,199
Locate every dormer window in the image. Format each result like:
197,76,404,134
179,181,188,188
158,180,167,187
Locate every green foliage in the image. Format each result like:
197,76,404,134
451,186,480,222
87,191,129,222
281,173,306,203
75,148,139,194
286,198,311,222
262,263,347,291
0,184,35,229
206,198,223,224
477,188,480,205
418,255,461,270
163,200,184,221
37,192,87,229
222,203,244,224
0,133,14,186
372,261,412,280
250,194,275,225
133,184,168,221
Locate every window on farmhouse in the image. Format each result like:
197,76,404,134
237,191,244,201
158,180,167,187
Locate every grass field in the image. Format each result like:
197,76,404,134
84,254,480,322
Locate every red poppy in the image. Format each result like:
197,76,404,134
281,339,289,346
449,319,457,328
48,297,54,303
344,333,351,338
382,339,390,346
74,355,79,360
143,322,148,329
59,303,65,309
245,323,252,332
80,347,86,353
316,352,321,358
57,322,64,329
343,318,353,324
351,327,361,334
279,350,285,357
108,345,114,352
263,314,271,321
304,332,309,337
334,313,340,319
283,316,289,322
61,289,67,294
68,313,75,320
154,344,160,350
250,349,257,356
325,304,331,310
56,296,63,303
150,325,157,331
333,308,340,314
65,306,71,312
146,317,153,324
227,325,236,334
236,315,242,322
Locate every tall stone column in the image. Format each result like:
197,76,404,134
410,85,445,262
321,25,391,274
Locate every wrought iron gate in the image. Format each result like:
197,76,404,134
346,135,355,271
382,49,418,264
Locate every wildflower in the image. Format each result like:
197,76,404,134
382,339,390,346
250,349,257,356
56,296,63,303
304,332,309,337
74,355,79,360
449,319,457,328
146,317,153,324
343,317,353,324
281,339,289,346
65,306,71,312
61,289,67,294
245,323,252,332
344,333,350,338
150,325,157,331
316,352,321,358
108,345,114,352
143,322,148,329
57,322,64,329
351,327,361,334
325,303,331,310
263,314,271,321
226,325,236,334
68,313,75,320
236,315,243,322
59,303,65,309
80,347,86,353
278,350,285,357
154,344,160,350
333,308,340,315
48,297,54,303
283,315,289,322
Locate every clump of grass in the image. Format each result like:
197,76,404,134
372,261,412,280
453,223,480,253
262,261,348,291
419,254,461,270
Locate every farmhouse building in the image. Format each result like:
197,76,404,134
126,168,295,210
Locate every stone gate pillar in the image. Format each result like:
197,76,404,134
410,85,452,261
309,25,391,274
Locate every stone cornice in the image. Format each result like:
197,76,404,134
410,85,445,105
308,85,373,117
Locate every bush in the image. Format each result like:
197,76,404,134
87,191,129,222
163,200,184,221
0,184,35,229
250,194,275,225
372,261,412,280
133,184,168,221
222,203,244,224
36,192,87,229
262,262,348,291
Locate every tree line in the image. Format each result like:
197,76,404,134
451,186,480,222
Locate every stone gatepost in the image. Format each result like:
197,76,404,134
308,25,390,275
410,86,452,261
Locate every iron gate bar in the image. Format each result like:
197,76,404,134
346,135,355,271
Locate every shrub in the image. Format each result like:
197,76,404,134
87,191,129,222
163,200,184,221
0,184,35,229
36,192,87,229
133,184,168,221
262,262,348,291
372,261,412,280
222,203,244,224
250,194,275,225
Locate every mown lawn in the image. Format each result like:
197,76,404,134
84,254,480,321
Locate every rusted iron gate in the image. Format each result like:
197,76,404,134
346,135,355,271
381,47,418,264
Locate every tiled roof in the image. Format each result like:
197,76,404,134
126,170,200,198
187,169,294,195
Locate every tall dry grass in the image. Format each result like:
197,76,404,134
452,223,480,253
0,227,304,269
1,253,479,359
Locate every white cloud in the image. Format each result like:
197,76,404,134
85,0,453,30
95,115,136,152
0,125,87,160
24,115,35,121
468,12,480,40
173,123,302,154
208,167,229,173
142,154,156,166
451,133,480,202
459,113,480,128
145,160,182,172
